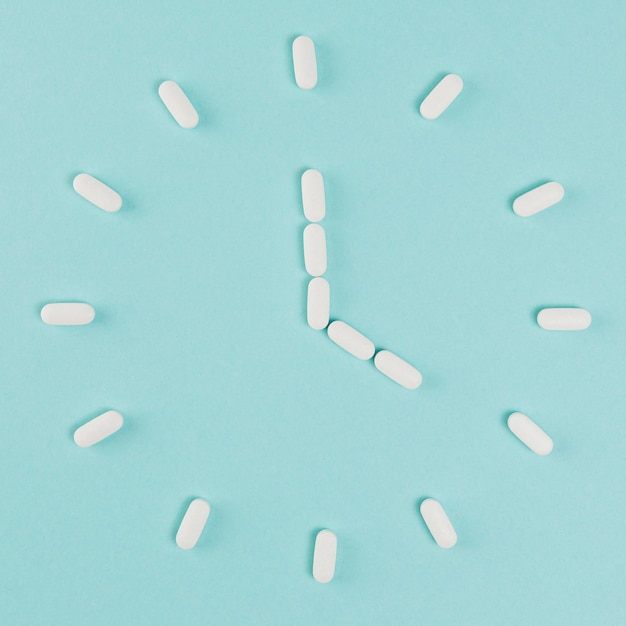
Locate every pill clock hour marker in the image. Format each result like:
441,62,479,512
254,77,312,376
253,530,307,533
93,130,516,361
301,169,326,222
74,410,124,448
419,74,464,120
158,80,199,129
303,224,327,276
374,350,422,389
512,182,565,217
507,412,553,455
537,307,591,330
327,320,375,360
40,303,95,326
420,499,457,549
292,35,317,90
176,498,211,550
72,173,122,213
312,530,337,583
307,277,330,330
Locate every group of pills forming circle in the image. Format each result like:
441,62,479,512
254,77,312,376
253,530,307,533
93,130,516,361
37,34,593,584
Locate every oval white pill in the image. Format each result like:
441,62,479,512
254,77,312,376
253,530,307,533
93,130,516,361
327,320,375,360
176,498,211,550
158,80,199,129
537,307,591,331
301,169,326,222
420,499,457,549
512,182,564,217
507,412,553,455
303,224,327,277
307,277,330,330
374,350,422,389
72,173,122,213
40,303,95,326
419,74,464,120
313,529,337,583
292,35,317,90
73,410,124,448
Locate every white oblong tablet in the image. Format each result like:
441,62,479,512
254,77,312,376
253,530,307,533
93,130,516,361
72,173,122,213
420,499,457,549
176,498,211,550
40,303,95,326
303,224,327,277
537,307,591,331
374,350,422,389
292,35,317,90
73,410,124,448
307,277,330,330
512,182,564,217
301,169,326,222
327,320,375,360
507,412,553,455
313,529,336,583
419,74,464,120
158,80,199,129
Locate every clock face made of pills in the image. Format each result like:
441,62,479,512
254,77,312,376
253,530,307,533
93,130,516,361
1,3,624,626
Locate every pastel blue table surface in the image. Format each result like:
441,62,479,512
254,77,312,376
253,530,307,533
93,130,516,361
1,1,624,624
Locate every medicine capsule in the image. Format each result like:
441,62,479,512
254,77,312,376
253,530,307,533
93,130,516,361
507,412,553,455
292,35,317,90
374,350,422,389
158,80,199,129
176,498,211,550
74,410,124,448
303,224,327,276
512,182,564,217
40,303,95,326
301,169,325,222
73,173,122,213
307,277,330,330
537,307,591,330
419,74,464,120
312,529,337,583
420,499,457,549
327,320,375,360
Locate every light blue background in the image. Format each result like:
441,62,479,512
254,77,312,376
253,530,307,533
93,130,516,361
1,1,624,624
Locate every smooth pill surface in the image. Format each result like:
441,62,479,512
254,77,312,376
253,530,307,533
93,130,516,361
420,499,457,549
292,35,317,89
374,350,422,389
537,307,591,330
512,182,564,217
508,412,554,455
74,410,124,448
176,498,211,550
307,277,330,330
313,530,337,583
419,74,464,120
158,80,199,129
303,224,327,276
301,169,326,222
72,173,122,213
327,320,375,360
41,303,95,326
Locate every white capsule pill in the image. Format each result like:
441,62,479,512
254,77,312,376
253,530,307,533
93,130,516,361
420,499,457,549
419,74,464,120
292,35,317,90
512,182,565,217
537,307,591,330
40,303,95,326
176,498,211,550
301,169,326,222
507,412,553,455
158,80,199,129
73,410,124,448
307,277,330,330
303,224,327,277
72,173,122,213
327,320,375,360
374,350,422,389
313,529,337,583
